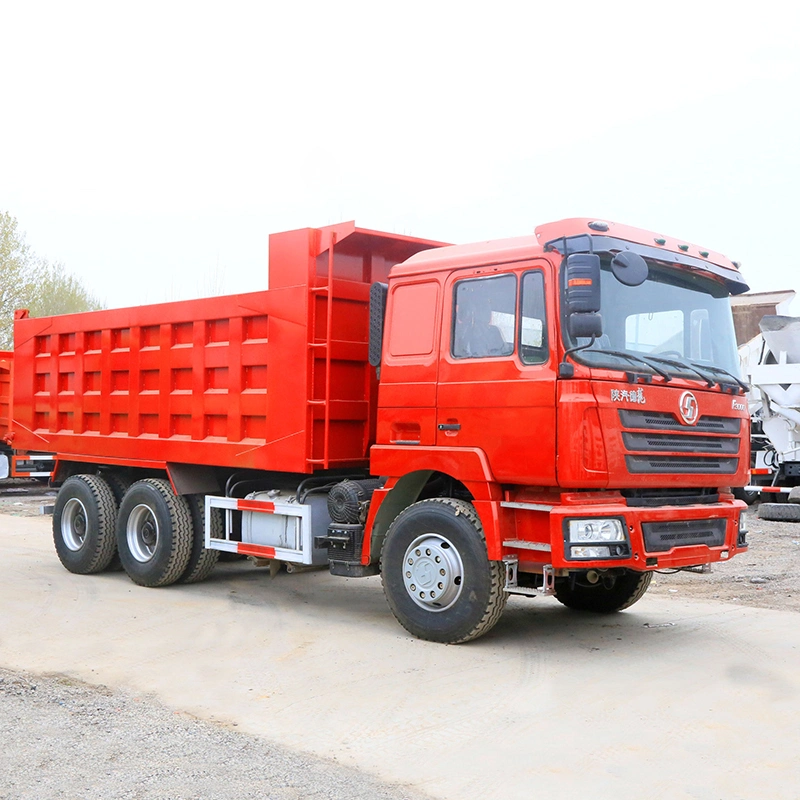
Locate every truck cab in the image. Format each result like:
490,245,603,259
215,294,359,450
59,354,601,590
366,218,749,641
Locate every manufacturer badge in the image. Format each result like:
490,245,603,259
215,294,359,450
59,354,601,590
679,391,699,425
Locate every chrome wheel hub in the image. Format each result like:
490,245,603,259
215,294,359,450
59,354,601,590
402,534,464,612
127,504,159,562
62,498,88,551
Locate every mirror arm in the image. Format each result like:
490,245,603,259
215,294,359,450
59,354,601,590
558,335,597,378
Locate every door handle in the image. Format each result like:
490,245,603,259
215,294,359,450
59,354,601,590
438,423,461,431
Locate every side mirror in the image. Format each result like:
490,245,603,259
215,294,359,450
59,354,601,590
569,312,603,339
565,253,601,313
368,282,388,368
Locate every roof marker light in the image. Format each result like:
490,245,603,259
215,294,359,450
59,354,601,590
700,250,709,258
678,244,689,252
654,237,666,245
588,221,609,232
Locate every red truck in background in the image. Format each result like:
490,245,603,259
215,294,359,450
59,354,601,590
6,218,751,643
0,351,55,480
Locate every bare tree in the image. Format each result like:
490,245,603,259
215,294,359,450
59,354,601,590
0,212,102,348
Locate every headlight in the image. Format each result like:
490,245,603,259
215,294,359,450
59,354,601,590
564,517,630,560
567,518,625,543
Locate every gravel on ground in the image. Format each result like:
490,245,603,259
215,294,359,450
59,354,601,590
0,668,430,800
648,502,800,612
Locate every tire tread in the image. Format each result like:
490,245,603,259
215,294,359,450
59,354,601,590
758,502,800,522
555,570,652,613
53,474,118,574
181,495,220,584
382,497,507,644
118,478,193,587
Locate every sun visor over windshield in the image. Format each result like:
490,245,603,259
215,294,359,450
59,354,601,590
544,234,750,296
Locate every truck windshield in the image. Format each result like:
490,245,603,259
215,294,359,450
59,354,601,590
567,259,742,382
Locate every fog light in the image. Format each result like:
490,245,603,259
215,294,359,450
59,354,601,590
571,546,612,559
568,519,625,543
737,512,748,548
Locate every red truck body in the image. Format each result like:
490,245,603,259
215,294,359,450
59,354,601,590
7,218,751,642
0,349,54,479
10,223,441,475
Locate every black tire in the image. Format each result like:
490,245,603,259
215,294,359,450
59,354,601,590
758,502,800,522
52,475,118,575
554,570,652,613
102,471,134,572
104,471,133,505
180,495,220,584
381,498,507,644
116,478,193,587
733,487,759,505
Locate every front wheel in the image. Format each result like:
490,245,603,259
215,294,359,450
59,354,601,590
733,487,759,505
554,570,652,613
381,499,507,643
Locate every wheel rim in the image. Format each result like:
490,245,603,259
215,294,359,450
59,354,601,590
62,498,89,551
402,534,464,612
127,504,159,562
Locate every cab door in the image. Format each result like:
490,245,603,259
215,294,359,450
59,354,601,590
377,278,442,447
436,263,557,485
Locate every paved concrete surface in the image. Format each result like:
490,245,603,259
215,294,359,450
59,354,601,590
1,514,799,800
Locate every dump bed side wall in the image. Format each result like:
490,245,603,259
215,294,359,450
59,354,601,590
11,226,440,474
0,351,11,444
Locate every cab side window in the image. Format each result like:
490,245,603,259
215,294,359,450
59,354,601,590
520,271,548,365
452,274,516,358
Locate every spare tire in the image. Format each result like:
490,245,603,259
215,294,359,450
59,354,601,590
758,502,800,522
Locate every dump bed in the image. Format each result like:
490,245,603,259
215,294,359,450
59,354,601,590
10,223,442,474
0,351,11,444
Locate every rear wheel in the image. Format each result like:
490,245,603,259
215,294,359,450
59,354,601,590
554,570,652,613
381,498,507,643
52,475,118,574
101,471,134,572
180,495,220,584
116,478,193,587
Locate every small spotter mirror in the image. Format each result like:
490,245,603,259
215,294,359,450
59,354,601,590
610,251,648,287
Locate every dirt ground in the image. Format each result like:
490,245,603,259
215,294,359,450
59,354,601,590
647,503,800,612
2,479,797,614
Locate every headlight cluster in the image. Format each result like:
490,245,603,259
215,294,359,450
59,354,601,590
565,518,630,559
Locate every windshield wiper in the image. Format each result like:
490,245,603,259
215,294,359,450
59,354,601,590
643,355,715,387
585,349,672,381
686,361,749,392
648,355,749,392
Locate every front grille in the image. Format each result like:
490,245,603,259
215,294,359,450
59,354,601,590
619,410,741,434
619,409,740,474
642,518,727,552
623,488,720,507
626,455,739,474
622,432,739,454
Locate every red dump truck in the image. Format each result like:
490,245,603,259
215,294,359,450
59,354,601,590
6,218,751,642
0,351,54,480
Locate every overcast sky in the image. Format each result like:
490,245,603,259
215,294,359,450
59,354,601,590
2,1,799,310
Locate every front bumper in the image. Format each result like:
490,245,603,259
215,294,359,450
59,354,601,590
502,496,747,572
